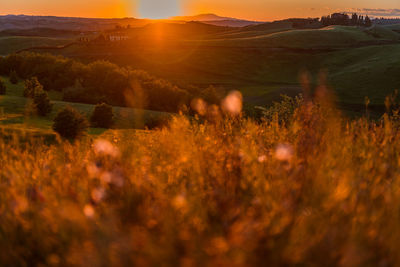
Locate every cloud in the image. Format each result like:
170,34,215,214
347,8,400,17
302,7,400,18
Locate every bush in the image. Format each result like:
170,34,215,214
0,78,6,95
202,85,221,105
24,77,43,98
33,90,52,116
53,106,88,140
1,53,196,112
9,70,18,84
145,115,170,130
90,103,114,128
256,94,304,124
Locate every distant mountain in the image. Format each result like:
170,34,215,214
172,14,240,22
171,14,263,27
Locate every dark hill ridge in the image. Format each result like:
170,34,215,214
0,27,81,37
199,20,262,27
0,15,150,31
171,14,238,21
171,13,264,27
139,21,230,37
0,14,263,32
242,18,322,32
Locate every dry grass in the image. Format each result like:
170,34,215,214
1,93,400,266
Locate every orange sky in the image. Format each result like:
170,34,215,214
2,0,399,21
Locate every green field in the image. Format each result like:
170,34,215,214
198,26,383,48
0,76,170,138
43,24,398,114
2,23,400,116
0,36,73,55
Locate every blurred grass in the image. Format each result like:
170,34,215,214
1,95,400,265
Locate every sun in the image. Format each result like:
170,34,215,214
138,0,181,19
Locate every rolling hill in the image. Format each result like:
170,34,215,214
198,25,400,49
1,14,400,116
0,36,73,55
0,15,151,31
171,13,263,27
0,76,171,136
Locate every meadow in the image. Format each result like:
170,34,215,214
41,23,399,115
1,15,400,266
0,76,171,138
2,88,400,265
3,21,400,115
0,36,73,55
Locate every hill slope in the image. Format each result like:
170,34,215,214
171,13,263,27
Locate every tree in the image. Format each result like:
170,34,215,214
202,85,221,104
90,103,114,128
9,70,18,84
365,16,372,27
0,78,6,95
256,94,304,125
33,90,52,116
24,77,43,98
351,13,358,26
358,15,364,26
53,106,88,140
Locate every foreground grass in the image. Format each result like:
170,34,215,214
1,97,400,266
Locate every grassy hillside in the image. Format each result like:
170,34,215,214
0,28,80,37
0,76,171,137
317,45,400,105
207,21,294,39
384,24,400,31
0,36,73,55
200,26,400,48
2,23,400,116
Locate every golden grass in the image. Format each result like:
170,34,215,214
1,96,400,266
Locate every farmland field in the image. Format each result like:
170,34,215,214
26,23,398,115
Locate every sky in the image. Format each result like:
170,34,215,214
2,0,400,21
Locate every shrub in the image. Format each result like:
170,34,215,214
202,85,221,105
145,115,170,130
0,78,6,95
9,70,18,84
33,90,53,116
24,77,43,98
90,103,114,128
256,94,304,124
53,106,88,140
1,53,195,112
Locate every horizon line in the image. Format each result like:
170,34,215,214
0,12,399,22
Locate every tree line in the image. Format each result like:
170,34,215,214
0,52,220,113
321,13,372,27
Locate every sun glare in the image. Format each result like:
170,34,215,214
138,0,181,19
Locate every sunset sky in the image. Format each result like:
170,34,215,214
2,0,400,21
